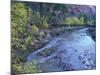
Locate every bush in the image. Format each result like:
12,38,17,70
11,2,39,74
22,60,41,73
31,25,39,33
42,21,48,29
12,63,23,74
12,60,40,74
87,19,94,25
32,11,49,29
64,17,84,25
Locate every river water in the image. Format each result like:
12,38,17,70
27,28,96,72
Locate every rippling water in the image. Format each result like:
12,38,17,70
27,28,96,72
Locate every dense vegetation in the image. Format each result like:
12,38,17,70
11,1,95,74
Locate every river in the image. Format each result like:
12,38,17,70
27,27,96,72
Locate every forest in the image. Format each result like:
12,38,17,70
11,1,96,74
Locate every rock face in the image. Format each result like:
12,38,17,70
27,28,96,72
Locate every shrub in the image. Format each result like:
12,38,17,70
64,17,84,25
12,60,40,74
42,21,48,29
11,2,39,74
22,60,40,73
12,64,22,74
31,25,39,33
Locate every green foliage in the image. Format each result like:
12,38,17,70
11,2,28,49
64,17,84,25
32,11,49,29
31,25,39,33
11,1,95,74
32,11,41,25
11,2,39,74
87,19,94,25
12,64,23,73
42,21,48,29
12,60,40,74
79,14,95,25
79,17,84,24
11,2,28,27
22,61,40,73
